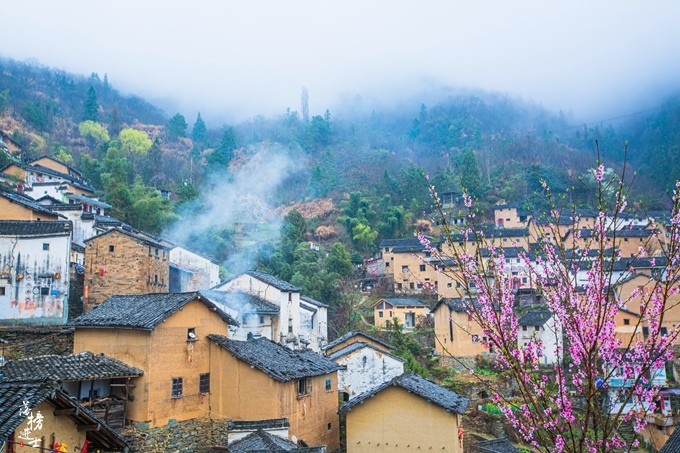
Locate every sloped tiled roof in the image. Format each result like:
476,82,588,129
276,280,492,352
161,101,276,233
338,372,468,414
200,290,279,315
85,226,168,250
0,220,72,236
301,295,328,308
472,438,520,453
29,155,84,178
228,429,298,453
0,380,128,450
208,335,341,381
1,352,143,382
326,341,406,363
660,424,680,453
245,270,301,292
323,331,395,352
227,418,289,431
479,247,528,258
0,186,61,217
379,297,429,308
518,311,553,327
69,292,239,330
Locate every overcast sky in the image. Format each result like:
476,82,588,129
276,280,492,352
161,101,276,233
2,1,679,124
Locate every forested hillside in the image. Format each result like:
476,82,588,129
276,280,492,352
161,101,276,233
1,56,679,276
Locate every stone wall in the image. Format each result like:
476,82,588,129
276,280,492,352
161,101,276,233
85,230,169,310
123,418,230,453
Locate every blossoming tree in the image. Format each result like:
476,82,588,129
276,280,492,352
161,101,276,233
422,157,680,452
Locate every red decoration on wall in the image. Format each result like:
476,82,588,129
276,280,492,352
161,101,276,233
99,268,105,276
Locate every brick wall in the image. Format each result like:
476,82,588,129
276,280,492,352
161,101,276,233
84,230,169,310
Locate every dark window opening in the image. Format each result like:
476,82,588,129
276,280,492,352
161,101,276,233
325,378,331,391
298,378,312,396
623,319,630,325
187,328,196,341
109,245,115,253
40,287,49,296
200,373,210,393
172,377,183,398
0,287,5,296
42,243,49,251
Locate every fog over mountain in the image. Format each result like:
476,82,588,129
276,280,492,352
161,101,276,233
2,1,679,124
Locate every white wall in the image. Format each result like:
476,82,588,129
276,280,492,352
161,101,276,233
333,346,404,399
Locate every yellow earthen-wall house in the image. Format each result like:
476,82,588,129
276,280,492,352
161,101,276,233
431,298,489,357
208,335,341,449
323,331,395,356
70,292,238,428
339,373,468,453
29,155,84,180
0,380,128,452
372,297,430,330
83,227,170,310
0,187,61,221
0,130,21,155
493,204,530,229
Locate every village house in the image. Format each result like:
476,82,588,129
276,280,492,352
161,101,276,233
0,187,61,221
326,340,405,402
379,237,442,296
1,352,143,432
199,289,279,341
493,203,530,229
372,297,430,330
517,310,562,365
0,379,129,452
431,298,489,357
69,292,239,429
83,227,170,310
323,331,396,357
1,159,97,203
339,373,468,453
168,244,220,292
0,130,21,156
0,220,72,324
207,334,341,449
214,270,328,351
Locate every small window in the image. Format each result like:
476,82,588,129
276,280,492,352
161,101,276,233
259,316,265,324
385,262,390,268
325,378,332,391
522,325,527,331
172,377,183,398
379,311,383,318
200,373,210,393
447,283,452,288
0,287,5,296
109,245,115,253
396,283,402,290
409,283,414,290
40,287,49,296
42,243,49,251
661,327,668,336
327,423,332,431
643,327,649,338
155,248,159,257
402,265,409,273
187,328,196,341
419,264,426,272
154,275,158,284
288,292,292,302
623,319,630,326
298,378,312,396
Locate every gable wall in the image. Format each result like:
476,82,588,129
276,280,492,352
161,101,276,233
345,386,461,453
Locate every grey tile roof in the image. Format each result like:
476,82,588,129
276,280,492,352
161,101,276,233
245,271,301,292
0,220,72,236
326,341,405,363
300,296,328,308
338,372,468,415
380,297,429,308
69,292,239,331
208,335,341,381
479,247,529,258
660,424,680,453
323,331,395,352
85,226,168,250
0,380,128,450
517,311,553,327
200,290,280,315
27,164,95,192
228,419,289,431
228,430,298,453
1,352,143,382
0,186,61,217
29,155,84,178
472,438,520,453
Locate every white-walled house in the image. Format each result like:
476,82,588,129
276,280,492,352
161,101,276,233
215,270,317,349
327,341,405,401
300,295,328,350
168,245,220,292
517,310,562,365
200,289,279,341
0,220,72,324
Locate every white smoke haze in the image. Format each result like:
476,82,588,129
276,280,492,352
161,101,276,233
166,142,306,274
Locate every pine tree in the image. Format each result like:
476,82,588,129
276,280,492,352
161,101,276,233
166,113,188,139
83,86,99,122
191,112,208,146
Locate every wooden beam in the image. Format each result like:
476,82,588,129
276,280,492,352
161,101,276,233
53,407,78,416
77,423,101,432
